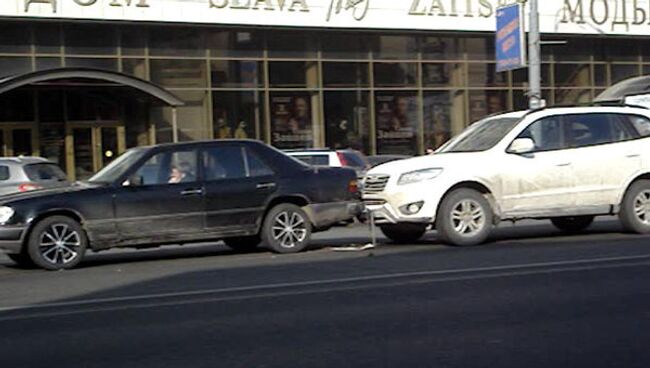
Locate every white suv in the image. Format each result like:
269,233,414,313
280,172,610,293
363,106,650,246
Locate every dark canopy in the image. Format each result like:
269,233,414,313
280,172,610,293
594,75,650,103
0,68,184,107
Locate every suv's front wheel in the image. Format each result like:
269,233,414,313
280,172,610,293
436,188,493,246
619,180,650,233
27,216,87,270
262,203,312,253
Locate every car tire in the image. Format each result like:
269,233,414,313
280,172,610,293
380,223,427,244
262,203,312,254
27,216,88,271
619,180,650,234
224,236,261,252
436,188,493,246
6,252,35,268
550,216,594,233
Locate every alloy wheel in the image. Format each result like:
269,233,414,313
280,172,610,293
450,199,485,237
633,190,650,225
271,211,307,249
39,223,81,265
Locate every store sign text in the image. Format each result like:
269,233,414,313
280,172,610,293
24,0,149,12
408,0,520,18
561,0,650,32
209,0,309,12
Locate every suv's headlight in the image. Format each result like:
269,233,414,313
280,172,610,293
0,206,14,224
398,168,443,186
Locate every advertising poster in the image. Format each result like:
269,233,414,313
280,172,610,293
376,94,417,155
271,94,313,149
423,93,452,151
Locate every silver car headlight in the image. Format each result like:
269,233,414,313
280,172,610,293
0,206,14,224
398,168,444,186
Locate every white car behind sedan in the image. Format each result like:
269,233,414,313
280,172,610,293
364,106,650,246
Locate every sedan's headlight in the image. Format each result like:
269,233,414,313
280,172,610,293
0,206,14,224
398,168,444,186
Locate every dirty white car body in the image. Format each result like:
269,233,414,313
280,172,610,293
363,106,650,246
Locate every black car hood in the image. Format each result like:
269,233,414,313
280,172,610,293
0,182,106,204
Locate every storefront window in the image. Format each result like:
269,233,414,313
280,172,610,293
324,92,369,152
213,92,263,140
65,58,118,71
594,64,607,86
40,122,66,170
35,57,61,71
610,64,640,85
149,27,204,57
466,37,494,61
150,59,208,88
122,59,147,80
512,65,551,87
423,63,464,87
554,38,594,62
555,64,591,88
554,89,592,105
374,35,418,60
468,90,508,123
211,60,263,88
64,25,117,55
0,90,34,122
323,63,369,88
208,30,264,58
120,27,147,56
34,24,61,54
321,33,370,60
423,92,456,151
374,63,417,87
420,37,462,61
267,32,317,59
468,63,508,87
0,24,31,54
269,61,319,88
375,92,418,155
270,93,315,149
0,57,32,78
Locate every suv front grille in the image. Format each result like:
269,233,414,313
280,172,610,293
363,174,390,194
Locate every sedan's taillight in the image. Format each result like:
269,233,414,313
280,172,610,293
18,183,42,192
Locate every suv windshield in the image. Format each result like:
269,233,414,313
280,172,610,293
441,116,521,153
88,148,147,184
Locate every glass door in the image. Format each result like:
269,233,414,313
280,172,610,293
67,123,125,180
0,125,38,157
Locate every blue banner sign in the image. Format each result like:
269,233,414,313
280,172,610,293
496,3,526,72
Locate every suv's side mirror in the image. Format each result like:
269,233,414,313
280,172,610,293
124,174,143,187
508,138,535,154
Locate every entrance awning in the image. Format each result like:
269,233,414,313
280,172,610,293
0,67,184,107
594,75,650,103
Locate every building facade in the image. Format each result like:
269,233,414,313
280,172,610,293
0,0,649,179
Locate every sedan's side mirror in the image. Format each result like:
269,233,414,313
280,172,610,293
508,138,535,154
124,175,143,187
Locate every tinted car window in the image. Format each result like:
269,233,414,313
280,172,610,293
246,149,274,177
443,117,520,153
565,113,637,148
203,146,246,180
0,166,9,181
293,154,330,166
517,116,564,152
628,115,650,137
24,163,67,182
133,150,198,185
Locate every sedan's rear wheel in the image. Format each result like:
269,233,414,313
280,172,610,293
436,188,493,246
27,216,87,270
620,180,650,233
262,204,312,254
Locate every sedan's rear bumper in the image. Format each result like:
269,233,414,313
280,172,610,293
0,226,25,254
304,200,363,230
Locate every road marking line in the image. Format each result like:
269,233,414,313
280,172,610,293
1,252,650,314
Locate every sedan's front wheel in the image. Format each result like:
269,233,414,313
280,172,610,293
262,204,312,254
27,216,87,270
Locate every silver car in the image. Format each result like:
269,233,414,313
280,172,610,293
0,157,69,196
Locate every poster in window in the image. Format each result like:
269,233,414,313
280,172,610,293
376,94,417,155
423,93,452,151
271,94,313,149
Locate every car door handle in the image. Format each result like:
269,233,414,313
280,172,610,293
256,182,277,190
180,188,204,196
555,162,571,167
626,153,641,158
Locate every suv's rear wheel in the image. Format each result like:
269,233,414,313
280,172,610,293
224,236,261,252
620,180,650,233
262,204,312,253
550,216,594,233
27,216,87,270
436,188,493,246
380,224,427,244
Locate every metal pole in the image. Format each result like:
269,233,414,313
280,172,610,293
172,107,179,143
528,0,542,109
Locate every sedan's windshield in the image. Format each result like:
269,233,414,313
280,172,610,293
441,116,521,153
88,148,147,184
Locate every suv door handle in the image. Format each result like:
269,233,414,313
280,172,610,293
256,182,277,190
555,162,571,167
626,154,641,158
180,188,204,196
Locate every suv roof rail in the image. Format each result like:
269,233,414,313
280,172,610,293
523,100,649,117
284,148,333,152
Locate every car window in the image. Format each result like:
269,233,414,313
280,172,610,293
292,154,330,166
610,115,640,141
0,166,9,181
132,149,198,186
565,113,637,148
203,146,246,181
517,116,564,152
627,115,650,137
340,151,368,168
442,117,520,153
24,163,67,182
246,149,274,177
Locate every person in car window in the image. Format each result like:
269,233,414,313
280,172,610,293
168,162,195,184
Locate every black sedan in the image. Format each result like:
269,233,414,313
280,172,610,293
0,140,362,270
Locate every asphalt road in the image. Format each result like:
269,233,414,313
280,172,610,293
1,218,650,367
